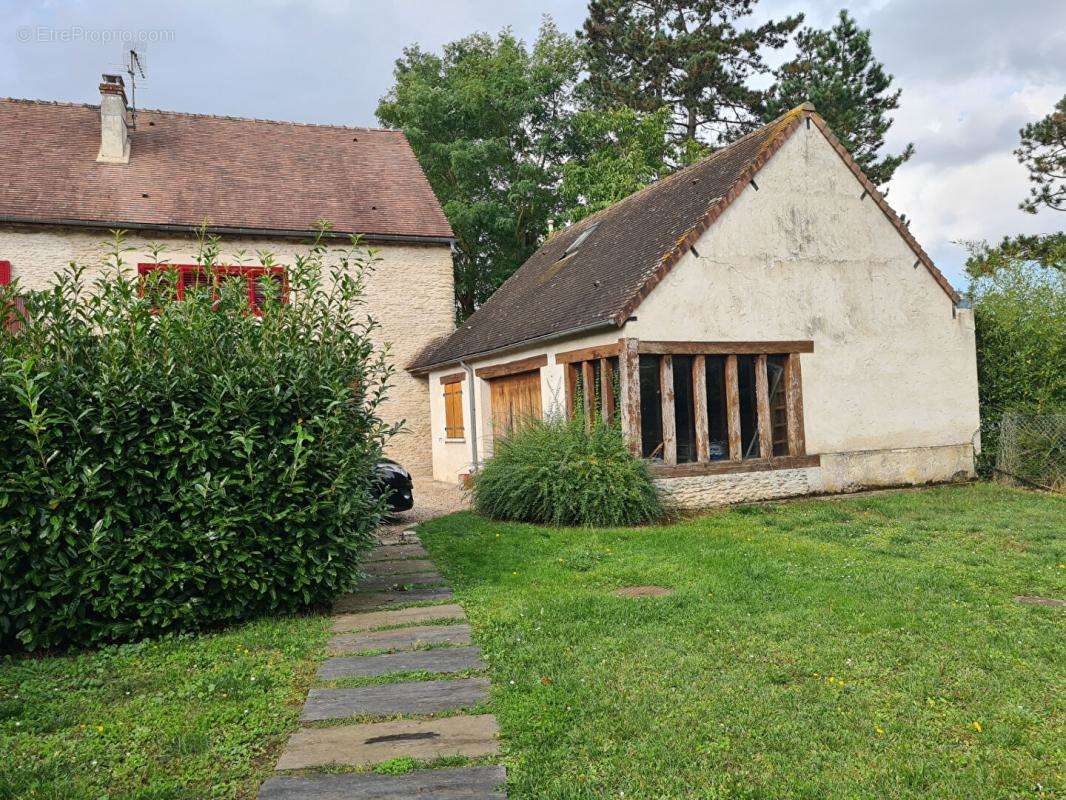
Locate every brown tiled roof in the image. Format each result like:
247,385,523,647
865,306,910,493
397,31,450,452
0,98,453,241
410,104,958,373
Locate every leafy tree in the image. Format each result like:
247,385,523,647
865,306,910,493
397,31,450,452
1017,94,1066,214
377,21,581,318
764,10,913,188
965,233,1065,280
579,0,802,144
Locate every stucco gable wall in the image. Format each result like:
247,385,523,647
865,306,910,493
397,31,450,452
626,124,980,456
0,224,455,475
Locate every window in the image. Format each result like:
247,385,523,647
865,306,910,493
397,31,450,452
559,222,599,260
137,264,288,313
441,374,465,440
564,354,619,425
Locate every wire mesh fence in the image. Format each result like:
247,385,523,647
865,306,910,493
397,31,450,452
995,412,1066,492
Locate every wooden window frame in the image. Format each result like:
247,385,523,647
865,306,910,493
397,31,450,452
563,354,617,427
440,372,466,442
617,339,814,477
137,263,289,315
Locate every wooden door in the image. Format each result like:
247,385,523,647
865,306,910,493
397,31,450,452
489,370,543,439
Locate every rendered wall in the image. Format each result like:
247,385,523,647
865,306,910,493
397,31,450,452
0,224,455,476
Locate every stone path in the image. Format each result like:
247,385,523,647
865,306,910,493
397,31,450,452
259,527,505,799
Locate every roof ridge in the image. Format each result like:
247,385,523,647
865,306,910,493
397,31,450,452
0,96,400,134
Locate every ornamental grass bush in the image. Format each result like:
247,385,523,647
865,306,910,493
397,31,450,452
0,232,394,650
471,415,662,527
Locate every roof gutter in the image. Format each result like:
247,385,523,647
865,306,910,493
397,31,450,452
0,215,456,247
408,320,619,376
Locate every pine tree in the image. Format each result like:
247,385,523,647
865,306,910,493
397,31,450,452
579,0,802,144
764,10,913,188
1017,94,1066,214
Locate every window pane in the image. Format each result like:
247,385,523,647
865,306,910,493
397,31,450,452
768,355,788,456
704,356,730,461
672,355,696,463
737,355,760,459
638,355,663,459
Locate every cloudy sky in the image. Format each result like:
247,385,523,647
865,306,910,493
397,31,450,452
3,0,1063,287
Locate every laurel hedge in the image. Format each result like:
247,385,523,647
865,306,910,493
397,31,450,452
0,233,394,650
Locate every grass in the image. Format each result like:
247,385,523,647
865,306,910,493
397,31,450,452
0,613,328,800
419,483,1065,799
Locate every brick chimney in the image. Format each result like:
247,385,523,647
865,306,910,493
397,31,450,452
97,74,130,164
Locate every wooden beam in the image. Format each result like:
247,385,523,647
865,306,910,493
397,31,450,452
692,355,709,462
725,355,741,462
475,354,548,380
600,357,615,422
565,363,577,419
637,340,814,356
439,371,466,385
650,453,820,478
786,352,807,457
555,342,621,364
755,354,772,459
659,355,676,465
619,338,642,456
582,360,596,427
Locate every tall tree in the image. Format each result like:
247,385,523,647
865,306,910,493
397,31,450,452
764,10,913,188
579,0,802,144
377,21,581,319
1017,94,1066,214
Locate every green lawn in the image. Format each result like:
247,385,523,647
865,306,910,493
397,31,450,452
419,484,1065,799
0,613,328,800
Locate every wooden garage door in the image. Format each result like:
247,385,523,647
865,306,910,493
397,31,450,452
489,370,542,439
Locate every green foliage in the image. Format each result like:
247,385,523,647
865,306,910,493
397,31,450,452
964,232,1065,279
0,232,393,651
472,416,661,527
580,0,802,143
1016,93,1066,214
764,10,913,187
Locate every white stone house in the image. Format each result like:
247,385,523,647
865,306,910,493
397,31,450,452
409,104,981,507
0,75,456,476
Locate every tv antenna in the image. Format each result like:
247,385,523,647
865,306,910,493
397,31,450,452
125,48,146,129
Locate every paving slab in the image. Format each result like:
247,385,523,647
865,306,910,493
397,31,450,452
301,677,490,721
375,529,421,547
363,559,437,577
358,572,444,591
259,765,507,799
332,604,467,634
275,714,500,770
330,623,472,655
366,543,429,562
333,587,454,614
317,646,485,680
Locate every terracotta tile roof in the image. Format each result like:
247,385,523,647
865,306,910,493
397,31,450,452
410,104,958,373
0,98,453,241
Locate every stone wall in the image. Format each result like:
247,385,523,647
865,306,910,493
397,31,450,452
655,467,820,510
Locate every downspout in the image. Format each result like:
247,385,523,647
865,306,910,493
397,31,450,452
459,360,479,475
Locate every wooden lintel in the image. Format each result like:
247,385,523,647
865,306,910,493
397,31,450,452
786,352,807,457
692,355,709,462
650,453,820,479
619,338,642,457
725,354,742,462
638,340,814,356
439,371,466,385
475,354,548,380
660,354,677,466
755,354,772,459
555,342,621,364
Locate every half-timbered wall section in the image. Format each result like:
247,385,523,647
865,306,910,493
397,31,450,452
556,343,620,425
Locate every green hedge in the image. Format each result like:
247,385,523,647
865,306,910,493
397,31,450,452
472,416,662,527
0,233,394,650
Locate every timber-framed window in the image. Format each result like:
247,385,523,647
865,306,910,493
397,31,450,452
557,343,621,425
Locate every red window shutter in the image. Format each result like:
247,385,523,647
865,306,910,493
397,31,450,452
0,261,11,286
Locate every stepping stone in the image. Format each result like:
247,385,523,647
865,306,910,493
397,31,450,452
364,559,437,576
332,604,466,634
301,677,490,721
334,587,453,614
275,714,500,770
330,623,472,655
367,543,429,562
358,572,444,591
259,765,507,799
1015,595,1065,607
317,646,484,680
375,529,420,547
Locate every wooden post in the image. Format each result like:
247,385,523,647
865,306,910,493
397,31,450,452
785,352,806,456
618,338,642,456
582,360,596,428
565,363,577,420
600,357,615,422
725,354,742,461
659,355,677,465
692,355,709,462
755,354,772,459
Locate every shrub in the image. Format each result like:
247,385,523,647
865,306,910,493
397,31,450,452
471,415,662,527
0,232,394,650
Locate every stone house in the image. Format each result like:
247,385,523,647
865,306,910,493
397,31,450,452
410,104,981,507
0,75,456,476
